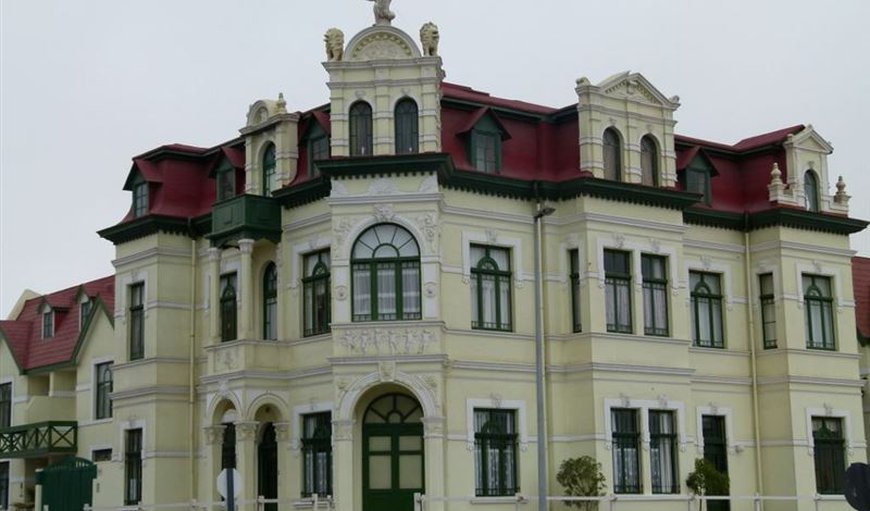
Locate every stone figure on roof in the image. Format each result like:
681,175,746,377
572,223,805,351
367,0,395,26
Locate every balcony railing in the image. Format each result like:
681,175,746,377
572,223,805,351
209,194,281,247
0,421,77,458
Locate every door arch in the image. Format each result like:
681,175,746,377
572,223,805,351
362,393,424,511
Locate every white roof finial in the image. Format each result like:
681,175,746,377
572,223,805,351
367,0,395,26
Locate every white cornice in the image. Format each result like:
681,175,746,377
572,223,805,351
197,366,332,386
282,213,331,233
328,354,448,366
750,240,855,257
111,386,189,400
441,204,533,224
327,192,441,206
758,376,864,388
691,375,753,386
554,212,686,233
112,246,192,268
689,347,751,358
551,362,694,377
683,239,745,254
756,348,860,361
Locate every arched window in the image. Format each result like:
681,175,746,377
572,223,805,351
351,224,421,322
803,274,834,350
470,245,512,331
394,98,419,154
262,263,277,340
262,143,276,195
349,101,373,157
220,273,237,342
603,128,622,181
805,170,820,212
689,272,724,348
640,135,658,186
303,250,331,336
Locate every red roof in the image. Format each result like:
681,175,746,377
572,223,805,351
442,82,566,116
0,276,115,371
853,256,870,342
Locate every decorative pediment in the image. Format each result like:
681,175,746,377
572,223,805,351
595,71,679,109
346,26,421,62
785,125,834,154
245,94,287,128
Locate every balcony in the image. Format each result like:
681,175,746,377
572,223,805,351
0,421,77,458
209,194,281,247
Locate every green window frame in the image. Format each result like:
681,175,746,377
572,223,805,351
642,254,668,336
702,415,728,475
263,263,278,340
262,143,276,195
42,309,54,338
605,250,632,333
349,101,373,157
469,115,502,173
603,128,622,181
125,428,143,505
0,383,10,428
611,408,641,494
640,135,659,186
570,249,582,332
804,274,835,350
0,461,8,511
690,272,724,348
216,162,236,201
805,170,820,212
759,273,776,349
812,417,845,494
685,156,714,206
394,98,419,155
649,411,678,494
474,409,518,497
470,245,512,331
220,273,238,342
132,174,149,217
303,250,331,336
129,283,144,360
351,224,421,322
308,123,330,178
95,362,113,420
301,412,332,497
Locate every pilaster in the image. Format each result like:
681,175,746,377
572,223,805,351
239,239,255,340
208,248,222,345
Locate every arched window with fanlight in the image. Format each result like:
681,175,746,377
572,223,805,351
603,128,622,181
351,224,421,322
640,135,659,186
262,263,277,340
805,170,820,212
262,143,276,195
394,98,419,154
349,101,373,157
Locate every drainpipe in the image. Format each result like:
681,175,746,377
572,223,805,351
189,226,198,501
743,216,764,503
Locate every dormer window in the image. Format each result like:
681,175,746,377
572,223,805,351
42,305,54,339
132,174,149,218
349,101,373,156
394,98,419,155
470,116,505,174
685,155,714,206
216,161,236,201
308,123,330,178
80,297,92,330
603,128,622,181
640,135,659,186
805,170,820,212
262,143,276,195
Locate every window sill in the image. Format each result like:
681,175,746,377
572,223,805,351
293,498,333,509
471,496,526,505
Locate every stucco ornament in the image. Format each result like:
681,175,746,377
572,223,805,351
367,0,395,26
373,203,395,222
324,28,345,61
420,22,440,56
338,327,436,355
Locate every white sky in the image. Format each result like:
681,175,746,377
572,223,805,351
1,0,869,317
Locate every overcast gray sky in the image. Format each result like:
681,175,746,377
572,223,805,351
2,0,869,317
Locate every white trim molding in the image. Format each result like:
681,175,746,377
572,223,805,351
291,401,333,454
603,397,688,452
466,398,529,452
695,405,739,455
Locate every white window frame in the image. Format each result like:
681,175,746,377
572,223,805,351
603,398,687,452
695,406,739,455
291,401,333,454
91,357,114,422
41,303,54,339
465,398,529,452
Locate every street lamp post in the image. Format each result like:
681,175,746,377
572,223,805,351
534,202,555,511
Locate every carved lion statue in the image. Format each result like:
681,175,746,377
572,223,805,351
420,22,440,57
324,28,345,62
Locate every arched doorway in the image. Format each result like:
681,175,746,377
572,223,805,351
258,423,278,511
362,393,424,511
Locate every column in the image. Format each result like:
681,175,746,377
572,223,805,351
422,416,446,511
239,239,255,340
203,425,226,502
273,422,292,506
208,248,221,345
332,419,355,511
235,421,259,511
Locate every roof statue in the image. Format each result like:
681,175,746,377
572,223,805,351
324,28,345,61
420,22,439,56
367,0,395,26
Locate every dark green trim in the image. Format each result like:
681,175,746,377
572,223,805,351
0,421,78,458
273,176,331,208
98,215,191,245
685,208,868,235
316,153,454,179
683,209,746,230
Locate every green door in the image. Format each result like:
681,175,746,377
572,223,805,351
37,457,96,511
363,394,424,511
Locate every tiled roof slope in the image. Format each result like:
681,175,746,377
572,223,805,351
0,275,114,372
853,256,870,343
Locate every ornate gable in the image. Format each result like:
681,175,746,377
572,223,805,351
346,26,421,62
785,125,834,154
595,71,679,108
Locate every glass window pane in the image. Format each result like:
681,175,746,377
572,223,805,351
399,436,422,451
369,437,391,451
399,455,423,489
368,455,392,489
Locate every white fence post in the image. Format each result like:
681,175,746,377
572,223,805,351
754,494,761,511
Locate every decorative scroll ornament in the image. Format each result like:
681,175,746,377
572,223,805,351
373,203,395,222
416,213,440,252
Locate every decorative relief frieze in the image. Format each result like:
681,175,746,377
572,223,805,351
416,213,440,252
203,425,225,445
333,419,355,441
336,326,438,355
373,203,395,222
368,178,399,195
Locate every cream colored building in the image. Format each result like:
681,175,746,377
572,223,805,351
2,10,869,511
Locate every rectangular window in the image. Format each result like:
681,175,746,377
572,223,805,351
470,245,512,331
125,429,143,506
220,273,238,342
129,283,145,360
43,311,54,338
642,255,668,336
611,408,641,493
570,250,582,332
303,251,331,337
133,180,149,218
217,166,236,201
759,274,776,349
0,462,8,511
95,362,113,420
473,132,499,173
0,383,10,428
93,448,113,462
80,299,92,330
309,136,330,178
686,168,710,205
690,272,724,348
474,409,518,496
702,415,728,475
302,412,332,497
812,417,845,494
649,411,678,494
804,275,835,350
604,250,632,333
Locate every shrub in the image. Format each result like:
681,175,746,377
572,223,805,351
556,456,607,510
